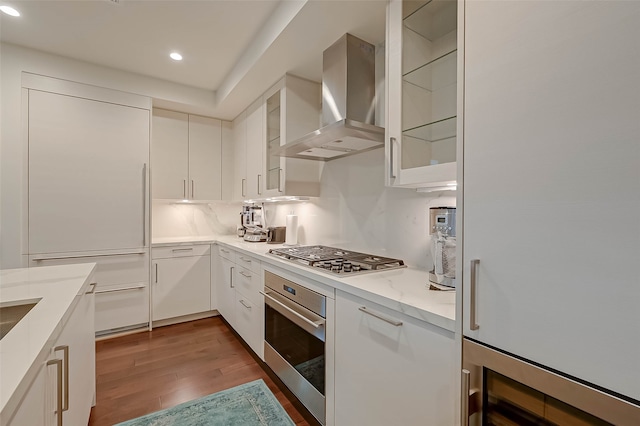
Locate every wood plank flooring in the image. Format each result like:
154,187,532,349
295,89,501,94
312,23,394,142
88,317,316,425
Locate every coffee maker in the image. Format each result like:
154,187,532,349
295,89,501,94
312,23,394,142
429,207,456,288
240,204,267,242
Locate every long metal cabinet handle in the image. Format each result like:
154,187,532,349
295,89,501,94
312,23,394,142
239,270,252,278
278,168,283,192
260,291,323,329
155,263,158,283
241,178,246,197
95,284,146,294
257,174,262,195
389,137,397,179
358,306,403,326
32,251,145,262
54,346,69,412
183,179,187,199
239,299,252,310
47,358,63,426
230,266,235,288
470,259,480,330
86,282,97,294
461,369,470,426
191,180,194,198
142,163,147,246
172,248,194,253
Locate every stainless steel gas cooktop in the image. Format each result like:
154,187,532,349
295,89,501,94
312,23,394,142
268,245,406,276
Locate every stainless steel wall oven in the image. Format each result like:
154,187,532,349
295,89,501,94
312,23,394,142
263,271,327,425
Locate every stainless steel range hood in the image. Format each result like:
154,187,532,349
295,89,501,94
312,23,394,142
273,34,384,161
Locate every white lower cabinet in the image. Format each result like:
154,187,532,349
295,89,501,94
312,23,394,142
334,290,456,426
7,282,95,426
152,244,211,322
214,245,264,360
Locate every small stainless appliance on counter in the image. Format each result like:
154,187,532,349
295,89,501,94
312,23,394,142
266,226,286,244
429,207,456,288
268,245,405,276
240,204,267,242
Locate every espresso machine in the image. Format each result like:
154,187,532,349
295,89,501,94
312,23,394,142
240,204,267,242
429,207,456,289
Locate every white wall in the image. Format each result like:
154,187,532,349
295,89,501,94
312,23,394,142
0,43,216,268
151,201,240,239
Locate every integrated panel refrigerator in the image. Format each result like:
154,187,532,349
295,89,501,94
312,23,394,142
460,1,640,423
25,74,151,335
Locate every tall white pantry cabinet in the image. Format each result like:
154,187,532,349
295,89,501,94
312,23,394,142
461,0,640,402
24,74,152,335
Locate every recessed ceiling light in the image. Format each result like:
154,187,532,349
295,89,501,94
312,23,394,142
169,52,183,61
0,5,20,16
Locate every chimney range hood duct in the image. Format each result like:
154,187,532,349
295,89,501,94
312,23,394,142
273,34,385,161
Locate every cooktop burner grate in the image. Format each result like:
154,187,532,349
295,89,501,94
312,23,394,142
268,245,405,275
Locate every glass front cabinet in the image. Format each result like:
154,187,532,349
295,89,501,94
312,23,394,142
386,0,460,189
261,75,322,198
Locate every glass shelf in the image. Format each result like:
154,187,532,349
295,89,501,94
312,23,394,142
403,0,457,42
403,115,456,142
403,49,456,91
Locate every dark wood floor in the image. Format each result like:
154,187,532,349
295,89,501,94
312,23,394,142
88,317,314,425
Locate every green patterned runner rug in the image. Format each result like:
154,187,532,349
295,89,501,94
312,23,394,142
115,379,296,426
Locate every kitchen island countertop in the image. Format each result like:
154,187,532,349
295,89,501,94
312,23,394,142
0,263,96,421
153,235,455,332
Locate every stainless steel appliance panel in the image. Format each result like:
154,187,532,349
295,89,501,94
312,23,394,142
462,338,640,426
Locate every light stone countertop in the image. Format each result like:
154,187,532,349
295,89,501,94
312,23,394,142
0,263,96,420
153,235,456,332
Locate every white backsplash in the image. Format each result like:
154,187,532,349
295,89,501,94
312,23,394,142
152,200,240,238
152,149,455,269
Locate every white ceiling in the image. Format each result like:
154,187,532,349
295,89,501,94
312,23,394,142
0,0,387,120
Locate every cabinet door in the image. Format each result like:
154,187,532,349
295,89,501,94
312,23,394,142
188,115,222,200
463,1,640,400
234,292,264,360
152,255,211,321
53,289,95,425
217,256,236,327
232,111,247,201
28,90,150,253
152,109,189,199
386,0,458,188
5,362,46,426
334,290,456,425
245,98,264,199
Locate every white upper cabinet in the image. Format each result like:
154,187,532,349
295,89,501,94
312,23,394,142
245,98,264,199
152,109,222,201
232,110,248,201
233,74,322,201
262,75,322,198
385,0,459,188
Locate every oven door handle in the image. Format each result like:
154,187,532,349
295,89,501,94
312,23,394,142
260,291,324,329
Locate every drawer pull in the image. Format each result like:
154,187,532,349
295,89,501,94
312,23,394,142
86,282,97,294
239,299,252,310
358,306,403,327
239,256,251,263
239,271,252,278
95,284,146,294
171,248,193,253
220,248,230,254
32,250,145,261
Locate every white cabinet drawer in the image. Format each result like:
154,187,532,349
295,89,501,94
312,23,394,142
235,254,261,274
234,292,264,360
235,266,262,303
218,245,235,262
29,251,148,291
152,244,210,259
95,284,149,333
